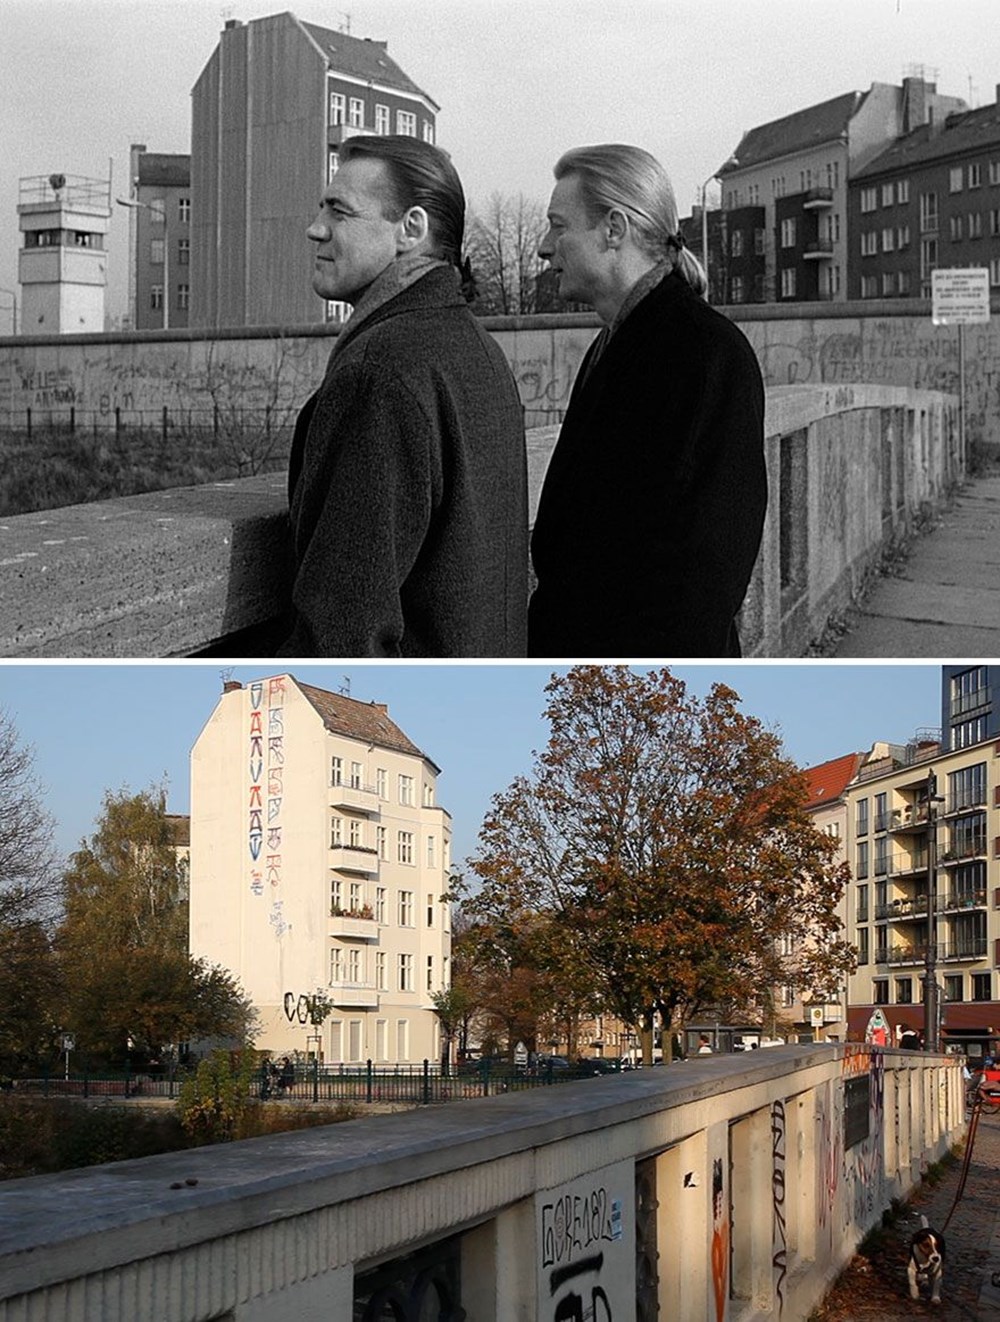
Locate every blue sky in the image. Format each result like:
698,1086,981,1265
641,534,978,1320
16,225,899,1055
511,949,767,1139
1,662,946,872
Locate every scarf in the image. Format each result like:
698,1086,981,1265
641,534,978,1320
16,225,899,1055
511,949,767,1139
326,253,450,364
578,261,673,390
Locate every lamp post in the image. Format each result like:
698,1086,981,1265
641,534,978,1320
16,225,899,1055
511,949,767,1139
699,155,738,304
0,287,17,335
924,769,945,1052
116,197,169,329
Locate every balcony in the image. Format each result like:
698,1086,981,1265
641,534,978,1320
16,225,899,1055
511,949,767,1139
888,849,928,876
330,782,380,814
327,979,379,1008
878,895,929,922
329,845,379,875
329,907,379,941
803,187,834,209
327,123,368,146
941,938,988,962
885,944,929,966
940,889,987,913
943,793,987,817
889,804,930,831
938,840,988,866
803,240,834,260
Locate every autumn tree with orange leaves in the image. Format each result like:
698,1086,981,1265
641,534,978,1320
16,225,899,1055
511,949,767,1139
463,667,854,1062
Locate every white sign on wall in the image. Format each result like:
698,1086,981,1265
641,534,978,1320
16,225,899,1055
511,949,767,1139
931,267,991,325
536,1158,634,1321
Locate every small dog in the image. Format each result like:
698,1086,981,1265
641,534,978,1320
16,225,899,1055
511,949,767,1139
908,1215,945,1305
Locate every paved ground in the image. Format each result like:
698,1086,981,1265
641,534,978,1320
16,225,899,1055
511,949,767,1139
828,473,1000,657
812,1107,1000,1320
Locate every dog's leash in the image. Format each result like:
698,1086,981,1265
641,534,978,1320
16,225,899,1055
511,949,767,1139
941,1091,983,1232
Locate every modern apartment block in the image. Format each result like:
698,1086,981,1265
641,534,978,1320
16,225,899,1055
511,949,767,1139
123,145,191,330
849,87,1000,301
714,76,966,304
190,675,452,1064
843,669,1000,1063
190,12,438,328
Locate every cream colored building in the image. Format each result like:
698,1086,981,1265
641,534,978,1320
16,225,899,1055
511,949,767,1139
190,675,451,1064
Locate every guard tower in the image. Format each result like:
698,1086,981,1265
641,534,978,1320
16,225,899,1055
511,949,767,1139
17,172,112,335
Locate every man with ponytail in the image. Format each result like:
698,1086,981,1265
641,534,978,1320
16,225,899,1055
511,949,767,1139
280,135,527,657
530,144,766,657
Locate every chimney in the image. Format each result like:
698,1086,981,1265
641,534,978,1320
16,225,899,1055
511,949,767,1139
223,680,242,694
902,76,927,133
370,701,389,714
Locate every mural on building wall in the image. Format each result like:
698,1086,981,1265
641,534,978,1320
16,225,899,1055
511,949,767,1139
710,1158,728,1322
536,1161,633,1322
247,676,290,940
771,1100,788,1316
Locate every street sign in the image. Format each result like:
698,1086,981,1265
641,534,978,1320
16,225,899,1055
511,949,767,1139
931,267,990,325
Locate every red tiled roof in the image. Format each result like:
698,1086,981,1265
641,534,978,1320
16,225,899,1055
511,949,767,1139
803,752,865,810
294,679,438,768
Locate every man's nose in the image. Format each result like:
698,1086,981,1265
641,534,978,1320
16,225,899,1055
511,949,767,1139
307,218,329,242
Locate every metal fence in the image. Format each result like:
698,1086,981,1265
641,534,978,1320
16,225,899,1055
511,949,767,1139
0,405,296,444
8,1058,625,1107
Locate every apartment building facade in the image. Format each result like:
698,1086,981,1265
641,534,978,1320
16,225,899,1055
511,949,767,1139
849,87,1000,301
190,12,438,328
124,145,191,330
190,675,451,1065
714,76,966,305
843,667,1000,1063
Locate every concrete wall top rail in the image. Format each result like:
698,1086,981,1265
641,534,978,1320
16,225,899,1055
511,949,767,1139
0,1044,934,1302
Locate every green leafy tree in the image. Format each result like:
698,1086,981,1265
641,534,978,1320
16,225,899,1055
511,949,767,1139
57,786,255,1063
177,1049,259,1144
467,667,854,1062
0,708,59,927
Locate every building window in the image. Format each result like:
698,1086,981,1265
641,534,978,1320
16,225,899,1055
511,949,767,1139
397,1019,409,1061
330,91,346,125
376,768,387,799
857,883,869,923
826,160,840,190
328,151,340,182
780,217,796,248
873,978,889,1005
780,267,796,298
375,886,386,924
423,121,435,144
972,973,992,1001
968,212,983,238
330,878,342,912
950,215,964,241
731,230,744,257
376,826,387,860
953,715,987,747
150,284,163,309
991,258,1000,288
331,756,343,786
427,836,436,867
375,1019,387,1060
895,977,913,1004
398,953,413,992
856,798,869,836
856,840,869,880
730,275,744,303
897,179,909,204
949,763,987,813
396,109,417,136
397,889,413,926
426,892,435,926
920,237,939,289
898,270,911,295
968,162,982,189
897,224,911,248
881,227,894,252
857,927,869,965
178,284,190,310
348,760,361,789
861,231,878,256
825,264,842,297
348,818,362,848
882,272,896,296
754,227,765,254
919,192,938,231
178,237,190,265
330,816,342,847
944,975,964,1003
150,237,164,265
178,197,191,224
375,104,389,135
990,161,1000,186
860,186,877,213
881,182,895,207
376,951,386,990
426,955,434,991
949,166,963,193
423,782,435,807
398,774,414,805
349,97,364,127
347,947,361,983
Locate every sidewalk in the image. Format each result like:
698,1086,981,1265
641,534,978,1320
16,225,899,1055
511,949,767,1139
829,473,1000,657
814,1108,1000,1320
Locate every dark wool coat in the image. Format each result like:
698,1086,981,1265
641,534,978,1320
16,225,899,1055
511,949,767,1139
528,270,767,657
280,267,528,657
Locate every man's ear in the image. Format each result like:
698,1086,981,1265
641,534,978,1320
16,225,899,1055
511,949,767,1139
397,205,430,252
605,207,628,249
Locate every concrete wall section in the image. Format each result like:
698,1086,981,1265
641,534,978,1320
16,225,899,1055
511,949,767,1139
0,1046,964,1322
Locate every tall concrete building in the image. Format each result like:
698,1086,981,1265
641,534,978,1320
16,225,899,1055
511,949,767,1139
714,76,966,305
843,675,1000,1064
123,145,191,330
190,11,439,328
17,172,111,334
190,675,452,1064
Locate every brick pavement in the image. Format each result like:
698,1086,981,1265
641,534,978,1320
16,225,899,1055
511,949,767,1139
814,1108,1000,1320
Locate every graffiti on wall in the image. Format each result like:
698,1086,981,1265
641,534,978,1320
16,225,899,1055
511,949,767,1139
536,1162,631,1322
771,1100,788,1316
710,1158,728,1322
247,675,289,939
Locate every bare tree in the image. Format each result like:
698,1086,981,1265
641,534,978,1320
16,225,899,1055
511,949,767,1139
466,193,549,315
0,709,59,928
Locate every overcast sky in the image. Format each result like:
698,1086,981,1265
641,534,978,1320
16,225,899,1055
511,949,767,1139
2,661,945,874
1,0,997,330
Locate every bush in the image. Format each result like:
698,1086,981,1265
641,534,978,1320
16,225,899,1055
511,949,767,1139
0,1095,185,1179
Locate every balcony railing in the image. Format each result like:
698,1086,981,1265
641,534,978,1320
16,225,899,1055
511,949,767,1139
940,889,986,912
327,979,379,1008
877,895,929,922
889,805,931,831
939,840,987,865
802,187,835,208
329,907,379,940
943,792,987,816
329,844,380,875
803,239,834,259
950,686,990,718
330,782,380,814
888,849,929,876
941,938,988,961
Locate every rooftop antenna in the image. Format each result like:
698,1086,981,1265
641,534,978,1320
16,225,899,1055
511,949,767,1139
339,11,352,33
339,675,351,696
221,5,235,20
220,666,234,689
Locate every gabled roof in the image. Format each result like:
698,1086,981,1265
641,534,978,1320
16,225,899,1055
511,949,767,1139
803,752,866,811
854,99,1000,178
297,18,436,106
721,91,863,174
295,679,438,768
